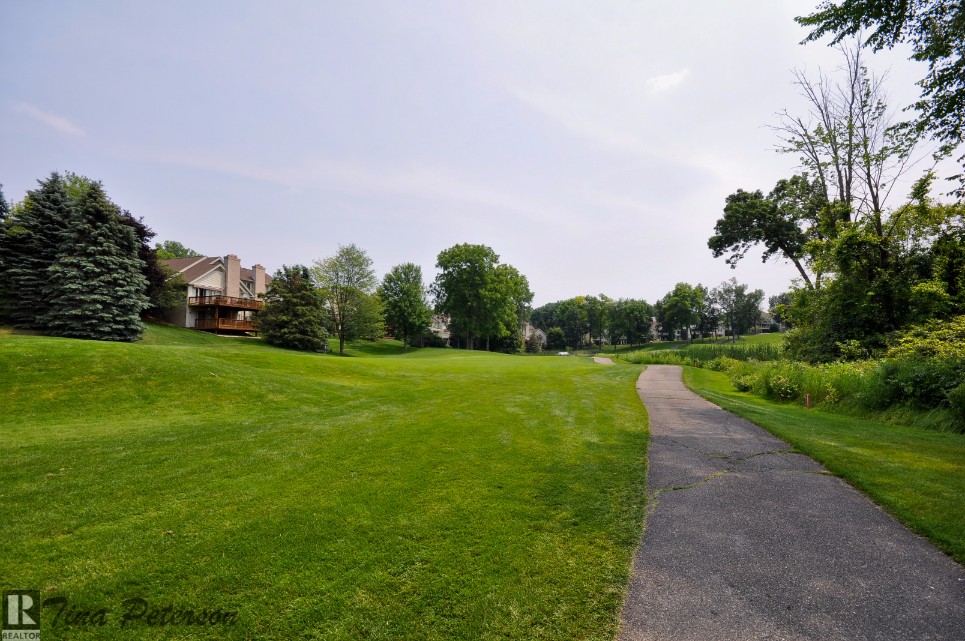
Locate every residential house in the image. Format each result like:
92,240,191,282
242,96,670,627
522,322,547,348
161,254,271,334
428,314,451,344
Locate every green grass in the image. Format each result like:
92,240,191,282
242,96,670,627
0,324,648,640
682,366,965,564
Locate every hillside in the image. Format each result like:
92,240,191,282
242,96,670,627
0,325,648,639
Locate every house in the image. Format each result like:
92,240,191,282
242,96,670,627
428,314,451,343
522,322,547,348
160,254,271,334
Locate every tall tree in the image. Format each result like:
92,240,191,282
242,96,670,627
43,182,149,341
713,278,765,341
657,283,703,341
482,263,533,351
556,296,589,348
0,173,74,328
259,265,328,351
530,301,560,332
312,243,379,355
432,243,499,350
379,263,432,351
609,298,653,348
797,0,965,194
774,42,919,225
585,294,612,347
117,211,172,319
0,184,9,320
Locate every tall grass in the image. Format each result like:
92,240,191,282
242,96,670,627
620,341,783,365
712,357,965,434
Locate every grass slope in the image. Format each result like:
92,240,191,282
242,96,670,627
0,325,648,640
683,367,965,564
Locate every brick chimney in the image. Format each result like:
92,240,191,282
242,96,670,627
253,264,266,296
224,254,241,298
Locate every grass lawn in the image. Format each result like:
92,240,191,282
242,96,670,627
683,366,965,565
0,325,648,640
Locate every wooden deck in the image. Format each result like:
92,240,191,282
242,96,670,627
188,295,263,310
194,318,257,331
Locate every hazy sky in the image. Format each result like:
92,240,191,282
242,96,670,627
0,1,935,306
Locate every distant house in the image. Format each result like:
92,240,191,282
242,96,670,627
522,322,547,348
160,254,271,335
429,314,450,344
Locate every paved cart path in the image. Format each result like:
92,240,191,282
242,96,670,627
618,365,965,641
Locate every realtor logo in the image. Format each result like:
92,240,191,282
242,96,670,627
2,591,40,640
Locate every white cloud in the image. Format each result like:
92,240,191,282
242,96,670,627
646,69,690,93
11,102,86,136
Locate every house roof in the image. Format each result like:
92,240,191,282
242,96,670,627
160,256,272,286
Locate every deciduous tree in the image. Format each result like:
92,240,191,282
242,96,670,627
797,0,965,193
609,298,653,348
709,175,826,288
379,263,432,351
312,243,379,355
713,278,765,341
432,244,530,351
155,240,200,259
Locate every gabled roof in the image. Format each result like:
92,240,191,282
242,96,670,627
161,256,223,285
161,256,272,286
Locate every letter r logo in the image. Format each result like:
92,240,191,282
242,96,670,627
3,591,40,630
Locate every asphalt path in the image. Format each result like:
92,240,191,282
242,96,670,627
618,365,965,641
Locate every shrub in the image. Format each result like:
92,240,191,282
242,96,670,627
946,383,965,433
887,315,965,359
732,374,754,392
765,373,799,401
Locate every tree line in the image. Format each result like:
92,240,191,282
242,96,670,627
530,278,767,351
259,242,533,355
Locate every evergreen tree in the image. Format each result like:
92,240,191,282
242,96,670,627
43,182,149,341
1,173,74,327
117,211,172,318
259,265,329,351
0,184,9,320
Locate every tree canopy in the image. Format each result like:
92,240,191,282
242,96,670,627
432,244,531,351
312,243,380,355
709,175,825,288
797,1,965,193
155,240,200,259
712,278,765,341
379,263,432,351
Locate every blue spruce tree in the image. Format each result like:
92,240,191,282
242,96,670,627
43,182,149,341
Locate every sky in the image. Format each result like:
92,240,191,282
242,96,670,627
0,1,939,307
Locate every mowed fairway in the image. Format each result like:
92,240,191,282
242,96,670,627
0,326,648,640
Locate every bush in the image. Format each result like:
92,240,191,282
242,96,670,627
867,356,965,410
766,374,799,401
887,315,965,359
732,374,755,392
947,383,965,432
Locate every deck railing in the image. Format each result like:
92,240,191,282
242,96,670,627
188,295,263,310
194,318,257,331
